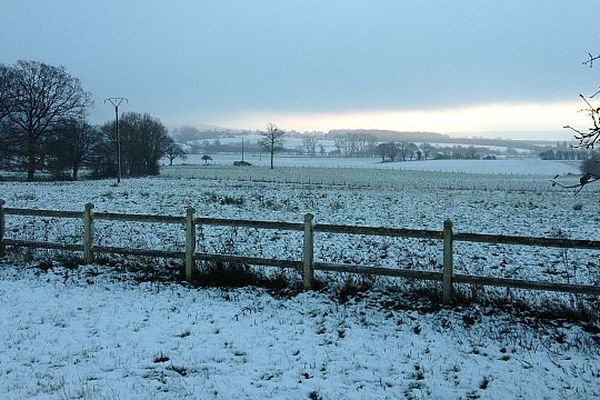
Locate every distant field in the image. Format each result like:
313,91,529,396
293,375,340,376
160,163,580,193
169,153,580,175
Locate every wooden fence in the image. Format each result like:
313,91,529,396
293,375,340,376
0,199,599,304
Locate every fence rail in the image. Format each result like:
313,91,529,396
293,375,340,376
3,208,83,219
314,223,443,240
94,212,185,224
453,232,600,250
1,199,599,302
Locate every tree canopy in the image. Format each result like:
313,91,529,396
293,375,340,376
0,60,92,180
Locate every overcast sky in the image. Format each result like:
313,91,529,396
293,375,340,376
1,0,598,138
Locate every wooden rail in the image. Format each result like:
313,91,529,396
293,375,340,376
3,207,83,219
453,232,600,250
4,239,84,252
195,217,304,231
1,200,599,302
95,212,185,224
314,223,443,240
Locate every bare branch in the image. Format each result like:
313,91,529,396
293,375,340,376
551,174,600,194
582,52,600,68
566,95,600,150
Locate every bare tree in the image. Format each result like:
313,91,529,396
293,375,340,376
1,66,19,165
3,60,92,180
319,143,326,156
260,123,285,169
100,112,171,177
365,135,378,157
0,65,11,123
564,94,600,150
406,142,419,160
165,139,187,166
420,143,434,160
46,118,98,180
557,47,600,191
355,133,370,155
397,141,411,161
376,142,399,162
302,134,319,157
581,153,600,175
554,153,600,193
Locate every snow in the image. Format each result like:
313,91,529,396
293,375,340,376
170,154,579,175
0,264,598,399
1,168,599,286
0,165,598,398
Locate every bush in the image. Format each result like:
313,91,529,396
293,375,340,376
193,261,292,293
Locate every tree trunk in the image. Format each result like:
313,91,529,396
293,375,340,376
72,164,79,181
270,150,274,169
26,133,36,181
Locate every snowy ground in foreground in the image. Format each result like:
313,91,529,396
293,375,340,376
0,264,598,400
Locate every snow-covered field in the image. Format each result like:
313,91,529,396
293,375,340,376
170,154,579,175
0,264,598,399
1,165,599,398
1,167,599,286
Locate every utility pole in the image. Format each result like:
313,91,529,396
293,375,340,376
241,137,245,162
104,97,128,184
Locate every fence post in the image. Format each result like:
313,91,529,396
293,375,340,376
0,199,5,257
83,202,94,264
303,212,315,290
185,206,196,281
442,219,454,304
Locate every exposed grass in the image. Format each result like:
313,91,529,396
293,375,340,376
3,248,599,327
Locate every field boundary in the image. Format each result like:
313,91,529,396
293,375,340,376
1,200,599,303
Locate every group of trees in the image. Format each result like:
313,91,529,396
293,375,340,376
295,132,379,157
376,142,422,161
0,61,92,180
332,132,378,157
539,142,592,161
91,113,179,178
302,135,320,157
189,139,261,155
374,141,494,162
0,60,183,181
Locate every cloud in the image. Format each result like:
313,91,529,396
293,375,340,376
195,100,588,139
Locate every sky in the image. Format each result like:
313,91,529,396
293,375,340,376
1,0,599,139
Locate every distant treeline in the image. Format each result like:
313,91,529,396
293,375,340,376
171,126,450,143
538,142,594,160
171,126,557,152
185,134,501,161
374,142,498,161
